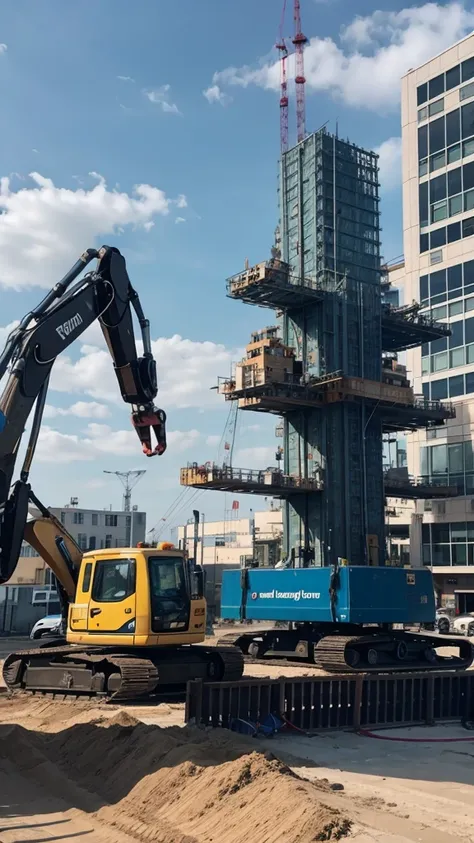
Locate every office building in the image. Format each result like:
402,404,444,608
401,33,474,609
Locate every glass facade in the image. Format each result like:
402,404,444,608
420,440,474,494
414,46,474,571
418,102,474,179
422,521,474,566
417,59,474,105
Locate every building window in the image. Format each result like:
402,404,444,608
422,520,474,567
92,513,98,526
419,260,474,310
105,534,112,549
447,64,461,91
463,58,474,84
77,533,88,550
430,378,448,400
88,536,96,550
73,512,84,525
429,98,444,117
461,81,474,102
417,82,428,106
448,143,461,164
430,250,443,265
105,514,118,527
60,511,66,525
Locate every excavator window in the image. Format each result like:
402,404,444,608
148,556,189,633
81,563,93,594
92,559,136,603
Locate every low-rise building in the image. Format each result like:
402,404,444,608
173,507,283,614
8,502,146,587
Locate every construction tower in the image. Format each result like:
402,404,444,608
181,128,457,567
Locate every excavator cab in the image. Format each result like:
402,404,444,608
67,546,206,647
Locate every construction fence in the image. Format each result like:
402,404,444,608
186,670,474,733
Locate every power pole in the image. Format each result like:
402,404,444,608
103,470,146,545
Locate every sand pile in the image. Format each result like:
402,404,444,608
0,700,351,842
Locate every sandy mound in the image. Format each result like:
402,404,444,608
0,700,351,842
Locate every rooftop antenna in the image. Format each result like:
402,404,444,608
103,469,146,512
293,0,308,143
276,0,289,153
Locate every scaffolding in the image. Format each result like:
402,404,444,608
181,127,456,568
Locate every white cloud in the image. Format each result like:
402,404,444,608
0,172,187,289
145,85,182,115
117,75,135,82
0,44,7,55
234,446,276,468
43,401,111,420
203,85,231,106
208,3,474,112
34,423,201,463
206,434,221,447
175,216,186,224
0,320,19,349
242,423,262,433
375,136,402,192
48,333,238,410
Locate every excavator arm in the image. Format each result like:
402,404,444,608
0,245,166,584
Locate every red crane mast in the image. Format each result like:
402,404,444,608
276,0,289,154
293,0,308,143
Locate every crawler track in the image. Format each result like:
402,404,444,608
3,643,244,701
221,629,474,674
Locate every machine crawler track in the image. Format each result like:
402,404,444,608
3,642,244,701
219,629,474,674
313,631,474,673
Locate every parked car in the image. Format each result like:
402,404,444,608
451,613,474,637
30,614,61,640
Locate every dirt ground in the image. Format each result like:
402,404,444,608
1,636,474,842
1,689,474,841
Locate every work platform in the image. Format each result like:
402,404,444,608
180,464,323,498
180,463,455,500
226,259,449,354
226,259,325,310
382,304,451,352
383,470,458,499
218,374,455,431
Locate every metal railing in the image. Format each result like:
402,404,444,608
181,463,324,491
186,670,474,733
382,303,451,334
383,472,456,491
413,396,455,415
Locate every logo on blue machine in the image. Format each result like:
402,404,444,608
251,592,258,600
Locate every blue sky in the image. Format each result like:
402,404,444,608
0,0,472,538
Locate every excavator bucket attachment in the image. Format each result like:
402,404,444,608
0,480,30,583
131,407,167,457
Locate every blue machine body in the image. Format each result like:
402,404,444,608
220,566,435,625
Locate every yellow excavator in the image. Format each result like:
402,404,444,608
0,246,243,700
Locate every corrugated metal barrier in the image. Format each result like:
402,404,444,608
185,671,474,732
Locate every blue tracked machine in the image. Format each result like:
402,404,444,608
219,566,473,672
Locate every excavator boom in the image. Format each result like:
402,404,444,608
0,246,166,585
